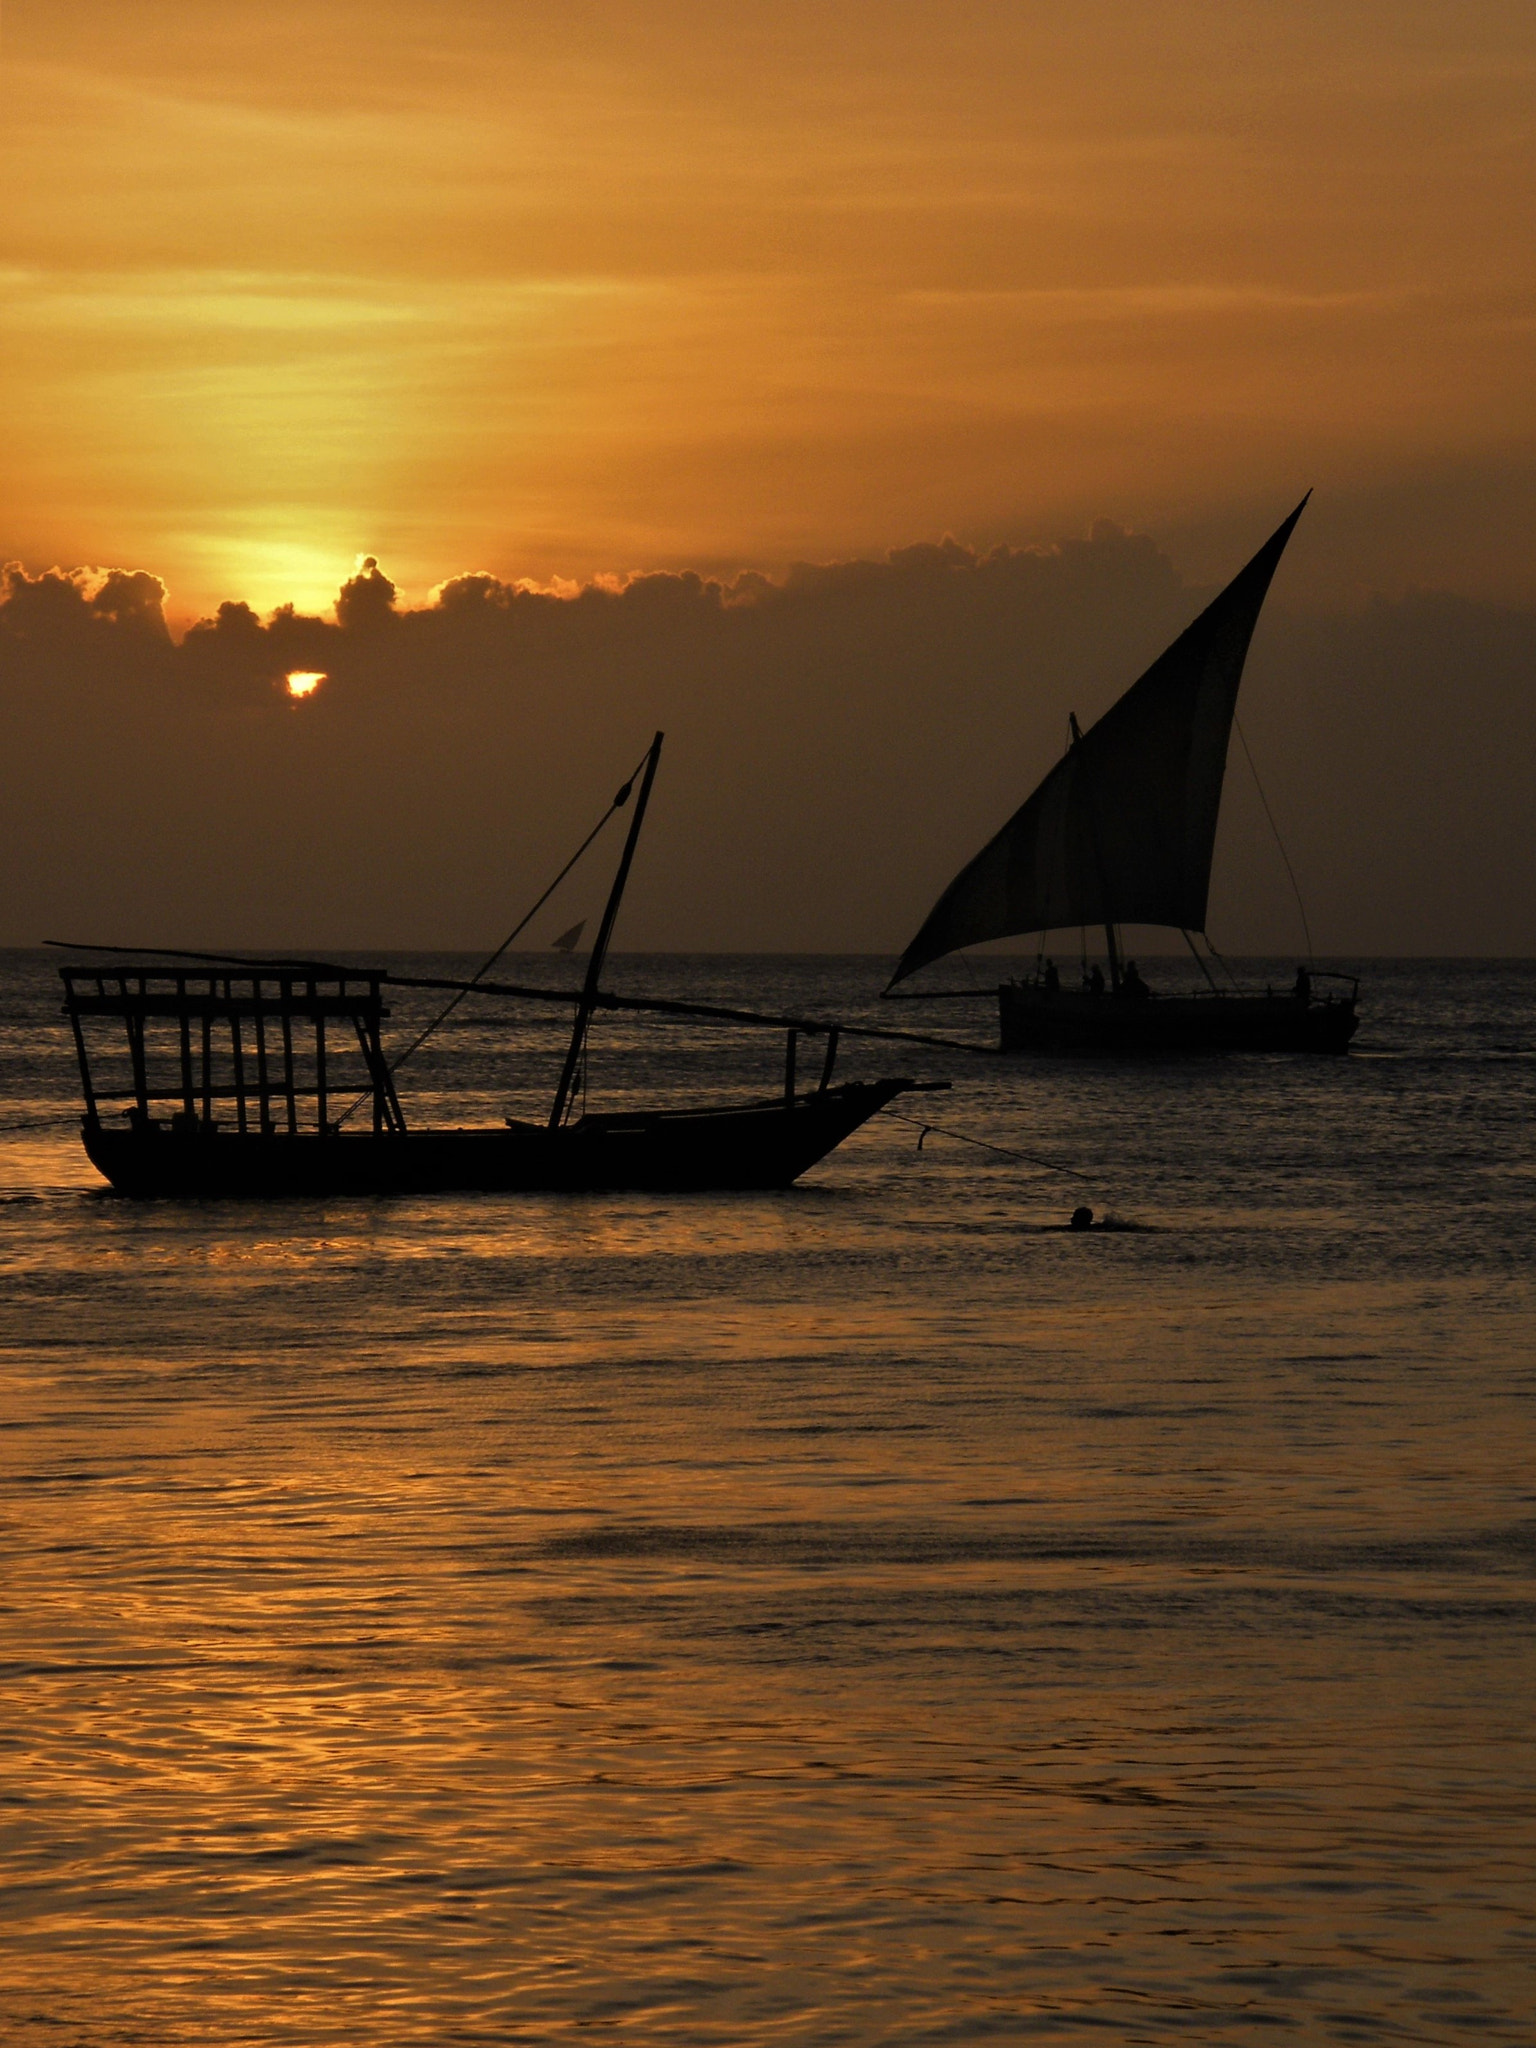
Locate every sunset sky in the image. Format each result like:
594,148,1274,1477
1,2,1533,951
5,1,1533,619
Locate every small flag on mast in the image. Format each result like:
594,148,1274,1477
551,920,586,953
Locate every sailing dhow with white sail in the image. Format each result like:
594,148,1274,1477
886,495,1359,1052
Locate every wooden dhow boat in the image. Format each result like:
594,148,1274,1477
885,496,1359,1055
60,735,950,1198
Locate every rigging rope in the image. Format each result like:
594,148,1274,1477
336,744,652,1127
1200,930,1245,993
1234,715,1314,964
1181,927,1217,992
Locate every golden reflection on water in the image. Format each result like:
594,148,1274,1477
2,961,1534,2041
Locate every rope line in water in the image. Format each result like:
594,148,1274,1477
881,1108,1094,1181
0,1112,83,1135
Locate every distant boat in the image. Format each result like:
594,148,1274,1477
59,736,948,1197
886,496,1359,1055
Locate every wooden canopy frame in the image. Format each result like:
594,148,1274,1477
60,966,406,1138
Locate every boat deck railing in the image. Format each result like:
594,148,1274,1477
1003,971,1357,1005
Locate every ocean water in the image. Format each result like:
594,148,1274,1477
1,952,1532,2045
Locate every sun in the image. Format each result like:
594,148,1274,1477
285,671,325,698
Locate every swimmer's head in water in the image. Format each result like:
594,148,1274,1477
1069,1206,1094,1231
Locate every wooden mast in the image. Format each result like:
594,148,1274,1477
1070,713,1120,991
548,731,664,1129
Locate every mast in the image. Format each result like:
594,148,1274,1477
1069,713,1120,992
548,731,664,1129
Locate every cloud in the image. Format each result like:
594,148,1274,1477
1,528,1532,954
334,556,399,633
0,563,172,653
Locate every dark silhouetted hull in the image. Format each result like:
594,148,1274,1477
998,985,1358,1055
81,1080,914,1198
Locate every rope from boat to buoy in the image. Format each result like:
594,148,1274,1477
880,1110,1148,1231
879,1107,1094,1180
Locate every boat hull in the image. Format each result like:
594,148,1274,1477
998,984,1358,1055
81,1080,914,1198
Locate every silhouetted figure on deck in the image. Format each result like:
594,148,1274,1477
1121,959,1150,1000
1043,959,1060,994
1293,964,1312,1003
1086,963,1105,996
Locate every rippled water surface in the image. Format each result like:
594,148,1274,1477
2,953,1533,2043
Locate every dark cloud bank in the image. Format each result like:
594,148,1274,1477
1,531,1531,954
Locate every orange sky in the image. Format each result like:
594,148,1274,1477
3,1,1534,625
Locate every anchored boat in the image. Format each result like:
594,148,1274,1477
60,734,949,1198
886,496,1359,1055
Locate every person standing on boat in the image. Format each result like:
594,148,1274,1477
1293,965,1312,1003
1043,959,1060,995
1121,960,1150,1000
1086,963,1105,996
